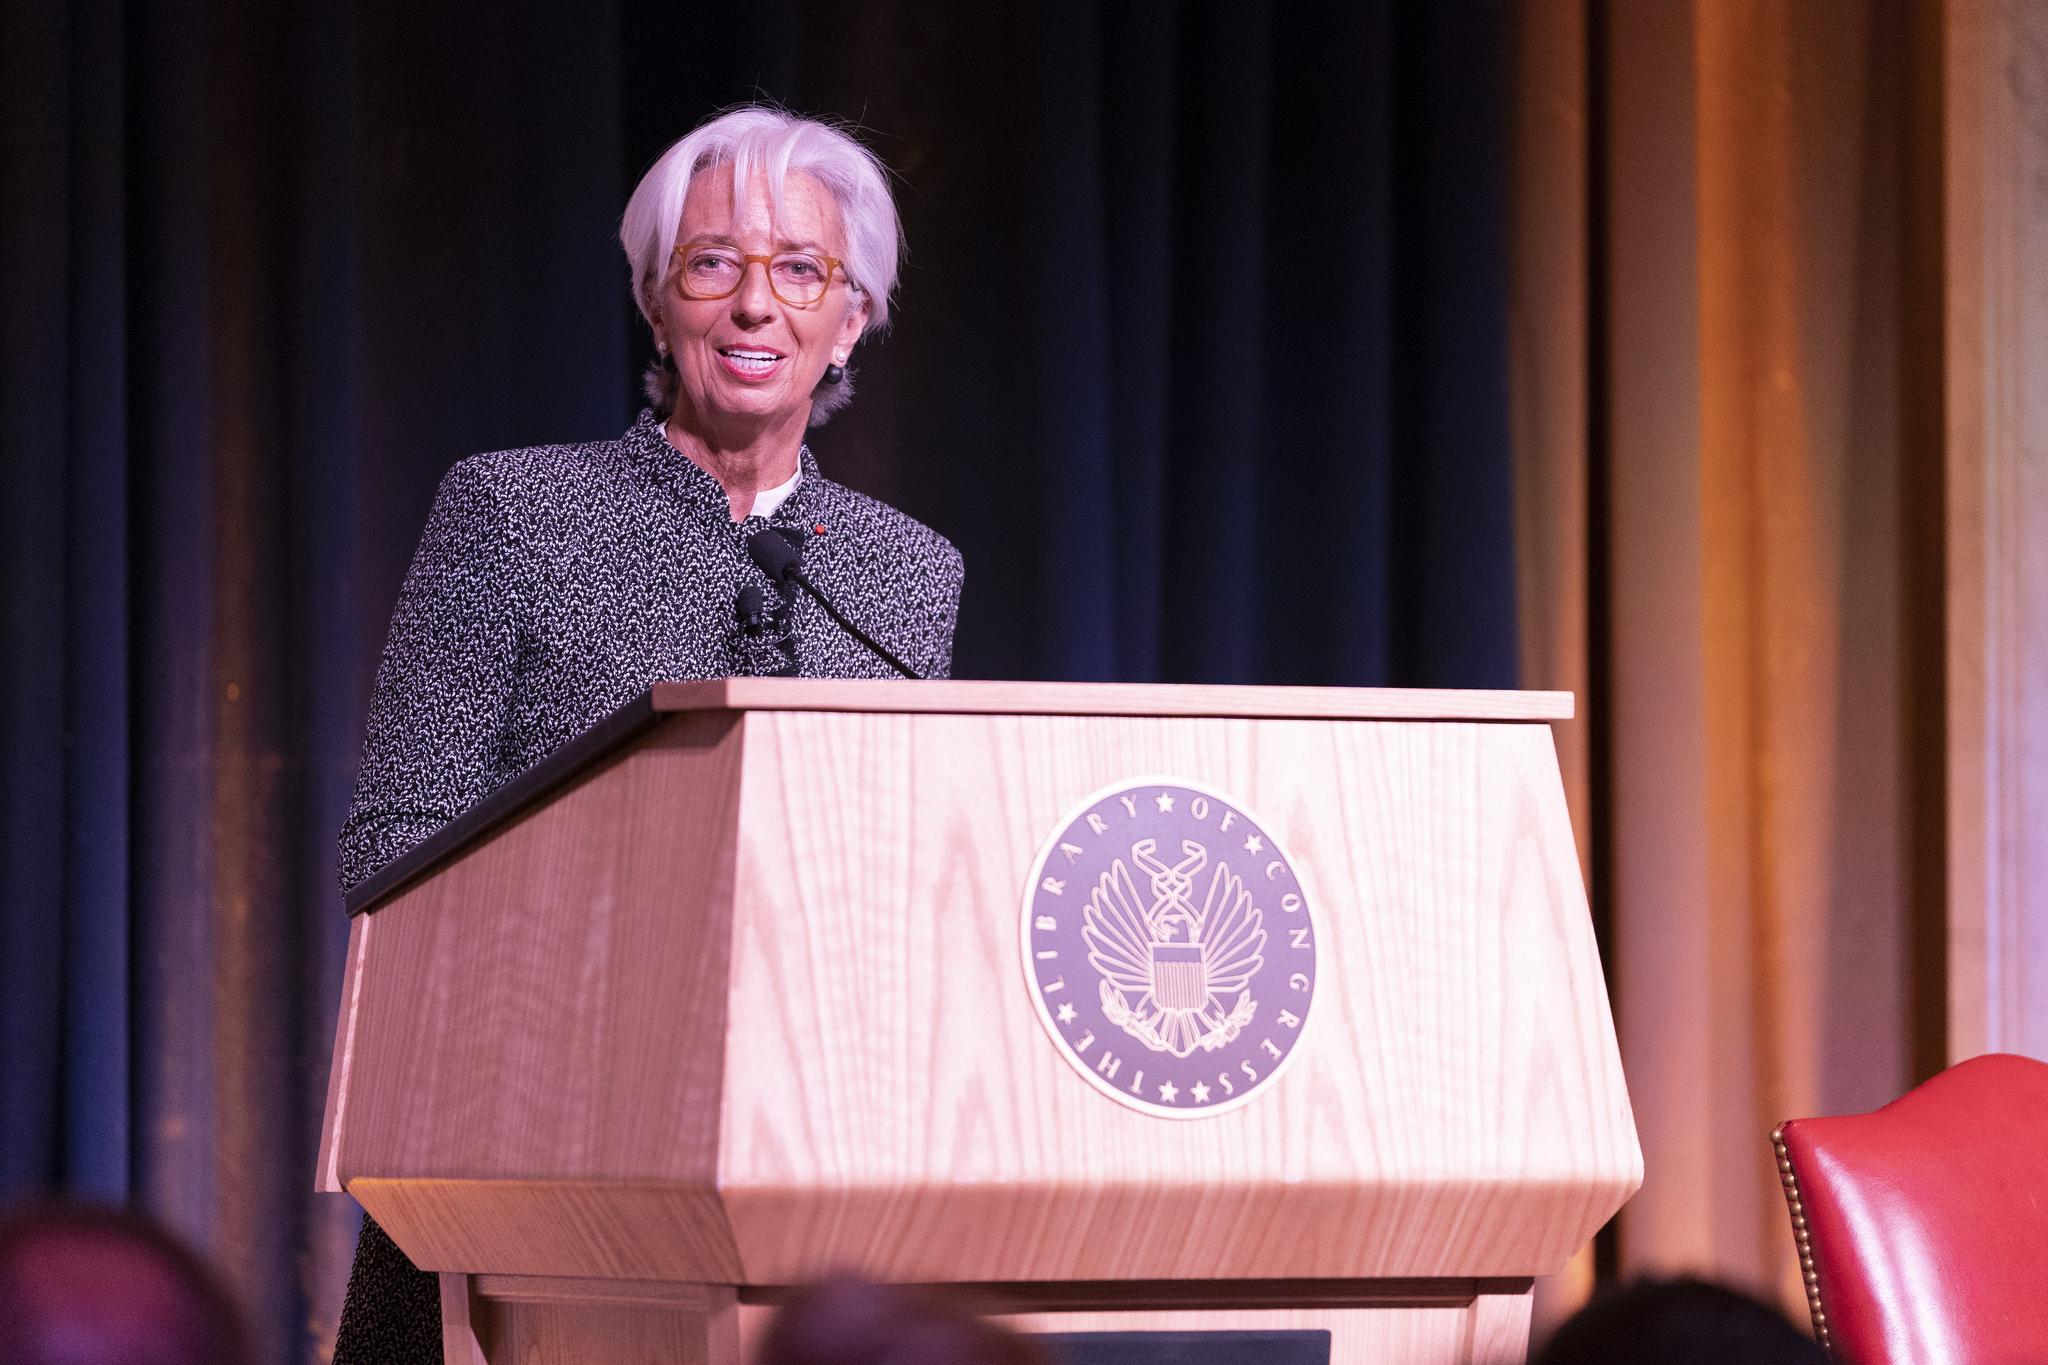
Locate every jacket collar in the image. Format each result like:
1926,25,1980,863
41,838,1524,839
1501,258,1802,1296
623,408,824,525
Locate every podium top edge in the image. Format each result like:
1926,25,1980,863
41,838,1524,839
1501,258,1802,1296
650,679,1575,722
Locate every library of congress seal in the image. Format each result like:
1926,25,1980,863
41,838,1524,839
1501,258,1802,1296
1021,780,1318,1118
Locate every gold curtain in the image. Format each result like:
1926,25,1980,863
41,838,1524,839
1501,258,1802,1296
1511,0,1948,1320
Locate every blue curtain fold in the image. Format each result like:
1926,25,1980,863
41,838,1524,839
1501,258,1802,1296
0,3,1512,1361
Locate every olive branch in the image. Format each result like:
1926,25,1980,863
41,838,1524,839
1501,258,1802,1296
1100,980,1178,1053
1099,982,1259,1057
1196,991,1258,1051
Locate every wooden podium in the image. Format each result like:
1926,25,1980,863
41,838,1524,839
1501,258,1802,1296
319,680,1639,1364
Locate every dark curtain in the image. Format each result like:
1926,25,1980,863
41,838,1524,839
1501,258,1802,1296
0,3,1510,1360
628,3,1515,683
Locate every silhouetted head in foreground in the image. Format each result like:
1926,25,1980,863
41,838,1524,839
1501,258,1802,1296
1532,1276,1826,1365
757,1276,1048,1365
0,1203,252,1365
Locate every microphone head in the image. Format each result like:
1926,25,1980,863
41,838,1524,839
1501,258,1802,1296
745,525,803,586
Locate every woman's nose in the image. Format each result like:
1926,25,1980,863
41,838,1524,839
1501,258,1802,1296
731,259,776,320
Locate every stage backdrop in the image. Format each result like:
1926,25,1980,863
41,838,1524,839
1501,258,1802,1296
0,3,1515,1361
1503,0,2046,1327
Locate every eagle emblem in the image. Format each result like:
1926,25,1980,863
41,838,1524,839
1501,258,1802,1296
1023,779,1317,1117
1084,837,1266,1057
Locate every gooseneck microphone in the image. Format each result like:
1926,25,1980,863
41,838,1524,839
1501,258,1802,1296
744,525,922,680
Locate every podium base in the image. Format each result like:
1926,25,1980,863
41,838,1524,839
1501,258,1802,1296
440,1274,740,1365
435,1275,1533,1365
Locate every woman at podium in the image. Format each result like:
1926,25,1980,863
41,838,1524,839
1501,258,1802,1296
331,105,962,1364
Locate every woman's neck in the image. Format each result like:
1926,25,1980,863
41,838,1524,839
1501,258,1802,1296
663,409,804,521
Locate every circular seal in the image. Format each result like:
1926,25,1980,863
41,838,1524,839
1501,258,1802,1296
1021,779,1318,1118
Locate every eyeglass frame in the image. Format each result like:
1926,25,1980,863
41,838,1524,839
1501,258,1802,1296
668,239,851,309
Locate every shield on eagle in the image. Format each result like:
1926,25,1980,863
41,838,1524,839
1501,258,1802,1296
1082,837,1267,1057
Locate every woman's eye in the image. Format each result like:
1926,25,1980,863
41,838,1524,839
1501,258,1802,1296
689,253,736,274
778,258,821,278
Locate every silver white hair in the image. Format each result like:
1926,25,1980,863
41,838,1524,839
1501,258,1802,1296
620,105,904,424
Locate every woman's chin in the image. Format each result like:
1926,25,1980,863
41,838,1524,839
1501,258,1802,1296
688,380,806,428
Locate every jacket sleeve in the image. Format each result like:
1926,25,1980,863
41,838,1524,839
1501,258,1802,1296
925,542,964,680
337,458,522,897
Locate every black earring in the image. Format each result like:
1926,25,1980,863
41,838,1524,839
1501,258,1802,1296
823,362,846,385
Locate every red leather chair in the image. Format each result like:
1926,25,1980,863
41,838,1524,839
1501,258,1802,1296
1771,1052,2048,1363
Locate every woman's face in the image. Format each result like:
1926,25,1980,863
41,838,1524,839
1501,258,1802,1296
655,168,867,434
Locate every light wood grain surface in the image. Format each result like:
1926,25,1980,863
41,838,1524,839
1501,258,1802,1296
448,1273,741,1365
730,1293,1534,1365
329,698,1636,1288
331,712,750,1276
439,1273,488,1365
714,712,1637,1283
651,678,1575,722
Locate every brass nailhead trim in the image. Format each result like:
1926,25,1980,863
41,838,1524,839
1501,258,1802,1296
1772,1125,1832,1353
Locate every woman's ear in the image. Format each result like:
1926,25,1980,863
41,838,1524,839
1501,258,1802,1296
835,294,869,359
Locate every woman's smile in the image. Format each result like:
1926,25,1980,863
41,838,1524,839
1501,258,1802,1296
714,344,788,381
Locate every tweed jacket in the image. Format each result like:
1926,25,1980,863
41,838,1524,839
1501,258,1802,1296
336,409,963,896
